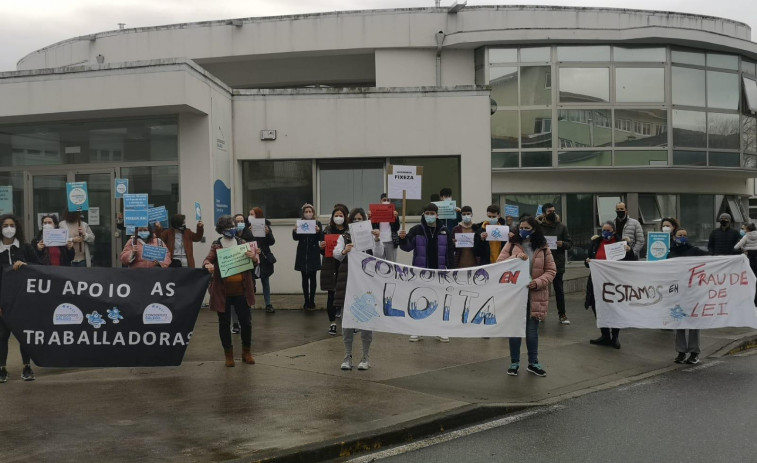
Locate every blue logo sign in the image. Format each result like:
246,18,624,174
86,311,107,329
107,307,124,324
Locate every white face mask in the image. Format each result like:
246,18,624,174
43,223,55,230
662,226,672,233
333,216,345,225
381,200,390,205
248,215,255,223
304,212,314,220
2,227,16,239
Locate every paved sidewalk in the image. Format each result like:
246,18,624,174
1,293,754,463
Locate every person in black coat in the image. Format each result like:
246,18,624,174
249,207,276,313
31,214,75,266
292,203,323,310
708,213,740,255
0,214,39,383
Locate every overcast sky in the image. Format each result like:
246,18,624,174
1,0,755,72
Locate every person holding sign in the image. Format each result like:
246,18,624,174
584,221,635,349
203,215,260,367
398,202,455,343
292,203,323,310
452,206,479,268
59,211,95,267
249,207,276,313
120,224,172,268
497,216,556,378
477,205,509,266
438,187,462,232
537,203,573,326
32,215,75,266
320,205,350,335
154,214,204,268
371,193,400,262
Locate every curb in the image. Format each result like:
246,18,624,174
237,404,532,463
710,330,757,357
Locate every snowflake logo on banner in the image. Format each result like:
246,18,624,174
107,307,124,324
669,305,687,321
491,228,503,240
86,311,107,329
350,292,380,323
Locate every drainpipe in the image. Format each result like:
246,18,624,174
435,31,445,87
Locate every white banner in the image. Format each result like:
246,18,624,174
590,255,757,329
343,252,530,337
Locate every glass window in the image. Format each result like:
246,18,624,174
389,156,460,214
743,115,757,153
638,194,663,224
558,150,611,167
673,110,706,148
673,150,706,166
708,112,740,149
709,152,740,167
743,77,757,113
613,47,666,62
521,110,552,148
672,49,705,66
558,109,611,148
707,53,739,70
597,195,623,227
521,151,552,168
615,150,668,166
318,159,384,215
520,47,551,62
557,46,610,62
680,194,714,245
520,66,552,106
489,66,518,106
241,160,313,219
559,68,610,103
613,109,667,147
503,194,561,218
615,68,665,103
565,193,594,261
491,111,519,149
492,152,518,168
707,71,739,110
489,48,517,64
672,66,705,106
742,59,757,76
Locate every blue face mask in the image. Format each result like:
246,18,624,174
138,231,151,240
425,214,437,224
740,229,746,236
602,230,614,241
236,223,245,231
222,229,236,238
675,237,688,245
519,229,533,240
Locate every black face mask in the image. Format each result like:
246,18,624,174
546,212,557,222
174,224,186,231
616,211,626,219
720,220,729,227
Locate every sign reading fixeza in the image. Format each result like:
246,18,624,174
0,266,210,367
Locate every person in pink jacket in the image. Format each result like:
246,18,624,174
497,216,556,377
120,225,172,268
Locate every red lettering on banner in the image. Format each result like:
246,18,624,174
499,271,520,284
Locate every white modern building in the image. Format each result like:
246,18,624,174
1,5,757,291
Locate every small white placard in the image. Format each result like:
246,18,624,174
604,241,627,261
455,233,475,248
88,207,100,226
546,236,557,250
387,165,422,200
296,220,317,234
485,225,510,242
349,220,375,252
379,222,392,243
43,228,69,247
250,218,266,238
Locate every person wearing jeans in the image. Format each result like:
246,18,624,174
537,203,572,325
249,207,276,312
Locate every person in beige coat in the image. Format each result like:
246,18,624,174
497,216,556,377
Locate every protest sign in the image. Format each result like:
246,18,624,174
66,182,89,212
296,220,316,234
250,218,266,238
114,179,128,199
604,242,627,261
546,236,558,250
0,186,12,215
0,266,210,367
349,220,375,252
590,255,757,329
124,194,148,211
387,165,422,200
455,233,475,248
324,234,339,258
536,204,543,216
216,243,253,278
43,228,69,247
148,206,169,228
342,252,529,337
370,204,395,223
194,202,202,221
124,194,148,228
504,204,519,218
647,232,670,262
379,223,392,242
141,245,168,263
434,200,457,220
485,225,510,241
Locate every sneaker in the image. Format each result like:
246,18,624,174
0,367,7,383
507,362,519,376
340,355,353,370
265,305,275,313
409,335,421,342
527,363,547,377
686,353,700,365
358,358,370,370
21,365,35,381
559,315,570,325
231,323,240,334
436,336,450,343
674,352,687,364
335,309,342,319
329,324,338,336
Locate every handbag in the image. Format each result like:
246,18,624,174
264,252,277,264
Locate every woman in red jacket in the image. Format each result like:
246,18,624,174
120,224,172,268
497,216,556,378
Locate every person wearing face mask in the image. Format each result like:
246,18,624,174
399,203,455,343
320,204,350,335
734,222,757,303
0,214,39,383
708,213,741,256
293,203,323,310
452,206,479,268
496,216,556,377
249,207,276,313
203,215,260,367
438,187,463,232
537,203,573,325
660,217,679,237
614,202,644,259
477,205,508,266
333,208,385,369
32,214,75,266
59,211,95,267
120,224,172,268
228,214,257,334
584,221,634,348
154,214,204,268
371,193,400,262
